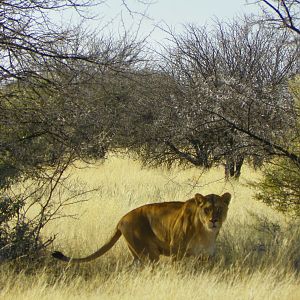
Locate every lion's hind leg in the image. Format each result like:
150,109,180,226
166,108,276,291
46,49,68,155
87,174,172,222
120,225,160,263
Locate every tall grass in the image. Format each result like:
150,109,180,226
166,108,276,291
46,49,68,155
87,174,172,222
1,157,300,300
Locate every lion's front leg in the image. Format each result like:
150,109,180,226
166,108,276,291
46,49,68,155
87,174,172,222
170,239,189,262
194,247,217,264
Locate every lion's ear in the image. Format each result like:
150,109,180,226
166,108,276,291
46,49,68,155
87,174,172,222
221,193,231,206
194,193,206,206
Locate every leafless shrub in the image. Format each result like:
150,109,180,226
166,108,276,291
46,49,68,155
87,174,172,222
115,17,299,178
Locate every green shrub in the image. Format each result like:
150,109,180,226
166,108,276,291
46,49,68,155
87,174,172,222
0,196,51,262
255,159,300,216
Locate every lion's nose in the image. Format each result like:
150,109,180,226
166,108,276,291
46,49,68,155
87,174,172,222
210,218,218,224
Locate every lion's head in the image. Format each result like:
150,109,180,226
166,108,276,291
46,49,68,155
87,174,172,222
195,193,231,231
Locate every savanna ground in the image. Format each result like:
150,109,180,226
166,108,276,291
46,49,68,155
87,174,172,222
1,156,300,300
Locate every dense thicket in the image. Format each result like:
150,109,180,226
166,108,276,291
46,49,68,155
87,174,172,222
0,0,144,261
255,77,300,215
112,18,299,178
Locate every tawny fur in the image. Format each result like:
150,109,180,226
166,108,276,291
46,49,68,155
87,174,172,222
52,193,231,263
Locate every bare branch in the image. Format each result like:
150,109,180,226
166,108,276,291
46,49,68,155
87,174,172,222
257,0,300,34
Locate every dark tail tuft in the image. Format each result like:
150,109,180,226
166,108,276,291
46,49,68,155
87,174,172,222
52,251,68,261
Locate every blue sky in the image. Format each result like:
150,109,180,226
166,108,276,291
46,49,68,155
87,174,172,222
54,0,261,43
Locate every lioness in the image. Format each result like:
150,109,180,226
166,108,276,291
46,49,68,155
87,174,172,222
52,192,231,263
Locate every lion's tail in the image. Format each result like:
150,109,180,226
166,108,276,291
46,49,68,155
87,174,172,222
52,228,122,263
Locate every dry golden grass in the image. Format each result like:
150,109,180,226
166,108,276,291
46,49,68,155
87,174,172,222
1,156,300,300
